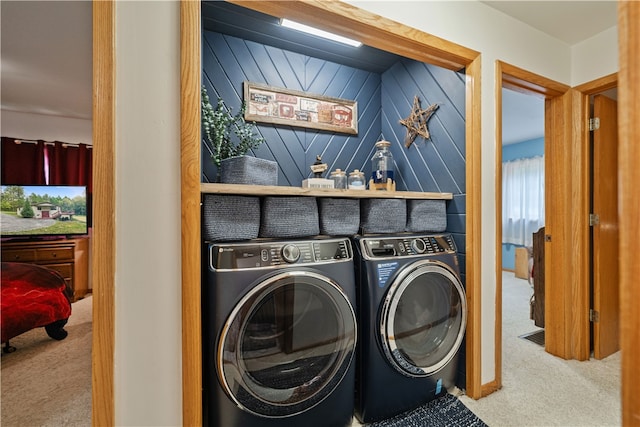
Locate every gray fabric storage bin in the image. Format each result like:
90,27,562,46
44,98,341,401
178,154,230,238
360,198,407,234
318,198,360,236
406,199,447,232
202,194,260,241
260,197,319,238
220,156,278,186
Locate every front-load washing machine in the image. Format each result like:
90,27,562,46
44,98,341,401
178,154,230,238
352,233,467,424
202,237,357,427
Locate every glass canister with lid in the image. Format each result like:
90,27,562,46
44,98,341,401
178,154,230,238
329,169,347,189
370,140,394,186
348,169,366,190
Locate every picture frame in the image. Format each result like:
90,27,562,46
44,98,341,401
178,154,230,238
243,81,358,135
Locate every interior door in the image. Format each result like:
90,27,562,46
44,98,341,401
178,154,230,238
592,94,619,359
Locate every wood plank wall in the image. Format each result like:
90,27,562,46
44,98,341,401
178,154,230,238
201,24,468,389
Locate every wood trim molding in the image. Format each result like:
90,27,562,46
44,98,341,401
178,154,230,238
181,1,484,421
500,62,569,98
227,0,479,71
618,1,640,422
92,0,115,425
180,2,202,426
568,88,591,361
496,59,590,370
493,61,504,394
465,56,483,399
481,380,501,397
574,73,617,94
571,73,620,361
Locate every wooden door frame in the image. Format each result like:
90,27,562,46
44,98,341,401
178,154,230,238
180,1,482,424
573,73,618,360
617,1,640,422
496,68,619,367
90,2,639,425
92,1,116,425
495,60,597,379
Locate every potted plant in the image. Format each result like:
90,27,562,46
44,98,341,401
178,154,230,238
201,85,277,185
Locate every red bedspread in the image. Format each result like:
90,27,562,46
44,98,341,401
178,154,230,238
1,262,72,343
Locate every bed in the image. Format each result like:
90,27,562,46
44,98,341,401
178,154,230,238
1,262,72,353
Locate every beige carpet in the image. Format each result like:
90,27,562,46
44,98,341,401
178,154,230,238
1,295,92,426
459,272,621,426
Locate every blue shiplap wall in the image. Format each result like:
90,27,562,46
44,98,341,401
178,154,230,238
380,59,466,280
202,28,467,387
202,31,381,185
202,30,466,273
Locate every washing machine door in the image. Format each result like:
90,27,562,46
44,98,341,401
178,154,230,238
217,270,356,418
380,259,466,377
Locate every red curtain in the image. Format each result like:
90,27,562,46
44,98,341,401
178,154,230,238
47,141,93,191
1,137,46,184
1,137,93,225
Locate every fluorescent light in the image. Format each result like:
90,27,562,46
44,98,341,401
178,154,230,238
280,19,362,47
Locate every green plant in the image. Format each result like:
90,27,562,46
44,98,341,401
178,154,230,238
202,86,265,167
20,199,35,218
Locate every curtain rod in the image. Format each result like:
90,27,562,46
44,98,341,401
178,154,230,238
12,139,93,148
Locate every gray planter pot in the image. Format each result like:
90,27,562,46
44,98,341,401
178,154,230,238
219,156,278,186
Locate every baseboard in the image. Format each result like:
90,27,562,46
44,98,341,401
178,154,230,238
481,380,501,397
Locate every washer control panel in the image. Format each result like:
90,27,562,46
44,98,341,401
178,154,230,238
360,234,457,259
210,238,352,270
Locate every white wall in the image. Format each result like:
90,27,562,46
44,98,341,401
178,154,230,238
109,1,618,423
571,26,619,85
115,1,182,425
1,110,92,145
346,0,617,385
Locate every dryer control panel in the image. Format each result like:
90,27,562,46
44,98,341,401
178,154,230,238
360,234,456,260
210,238,352,270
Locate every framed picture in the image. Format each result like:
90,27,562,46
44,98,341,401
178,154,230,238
243,81,358,135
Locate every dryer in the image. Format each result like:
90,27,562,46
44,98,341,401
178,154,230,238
202,237,357,427
352,233,467,424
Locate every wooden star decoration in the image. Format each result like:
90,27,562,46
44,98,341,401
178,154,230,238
399,95,439,148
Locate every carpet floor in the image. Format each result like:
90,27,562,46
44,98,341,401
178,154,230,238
459,272,621,426
1,295,92,427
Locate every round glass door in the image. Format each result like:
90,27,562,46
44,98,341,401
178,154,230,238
217,271,357,418
380,260,466,377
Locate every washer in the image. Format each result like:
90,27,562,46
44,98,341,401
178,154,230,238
352,233,467,424
202,237,357,427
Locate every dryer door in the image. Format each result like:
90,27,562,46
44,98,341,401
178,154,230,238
217,270,356,418
380,259,466,377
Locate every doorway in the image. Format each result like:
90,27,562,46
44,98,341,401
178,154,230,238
496,64,621,384
495,61,573,387
500,86,545,346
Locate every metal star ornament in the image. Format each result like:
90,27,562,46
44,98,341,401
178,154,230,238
399,95,439,148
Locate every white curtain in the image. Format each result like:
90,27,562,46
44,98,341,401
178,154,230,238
502,156,545,247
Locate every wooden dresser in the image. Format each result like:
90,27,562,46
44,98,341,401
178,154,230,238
1,237,90,302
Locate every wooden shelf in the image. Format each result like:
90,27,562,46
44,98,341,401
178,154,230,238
200,183,452,200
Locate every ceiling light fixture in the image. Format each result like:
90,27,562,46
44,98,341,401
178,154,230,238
280,19,362,47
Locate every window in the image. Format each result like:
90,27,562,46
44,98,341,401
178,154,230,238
502,156,545,247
